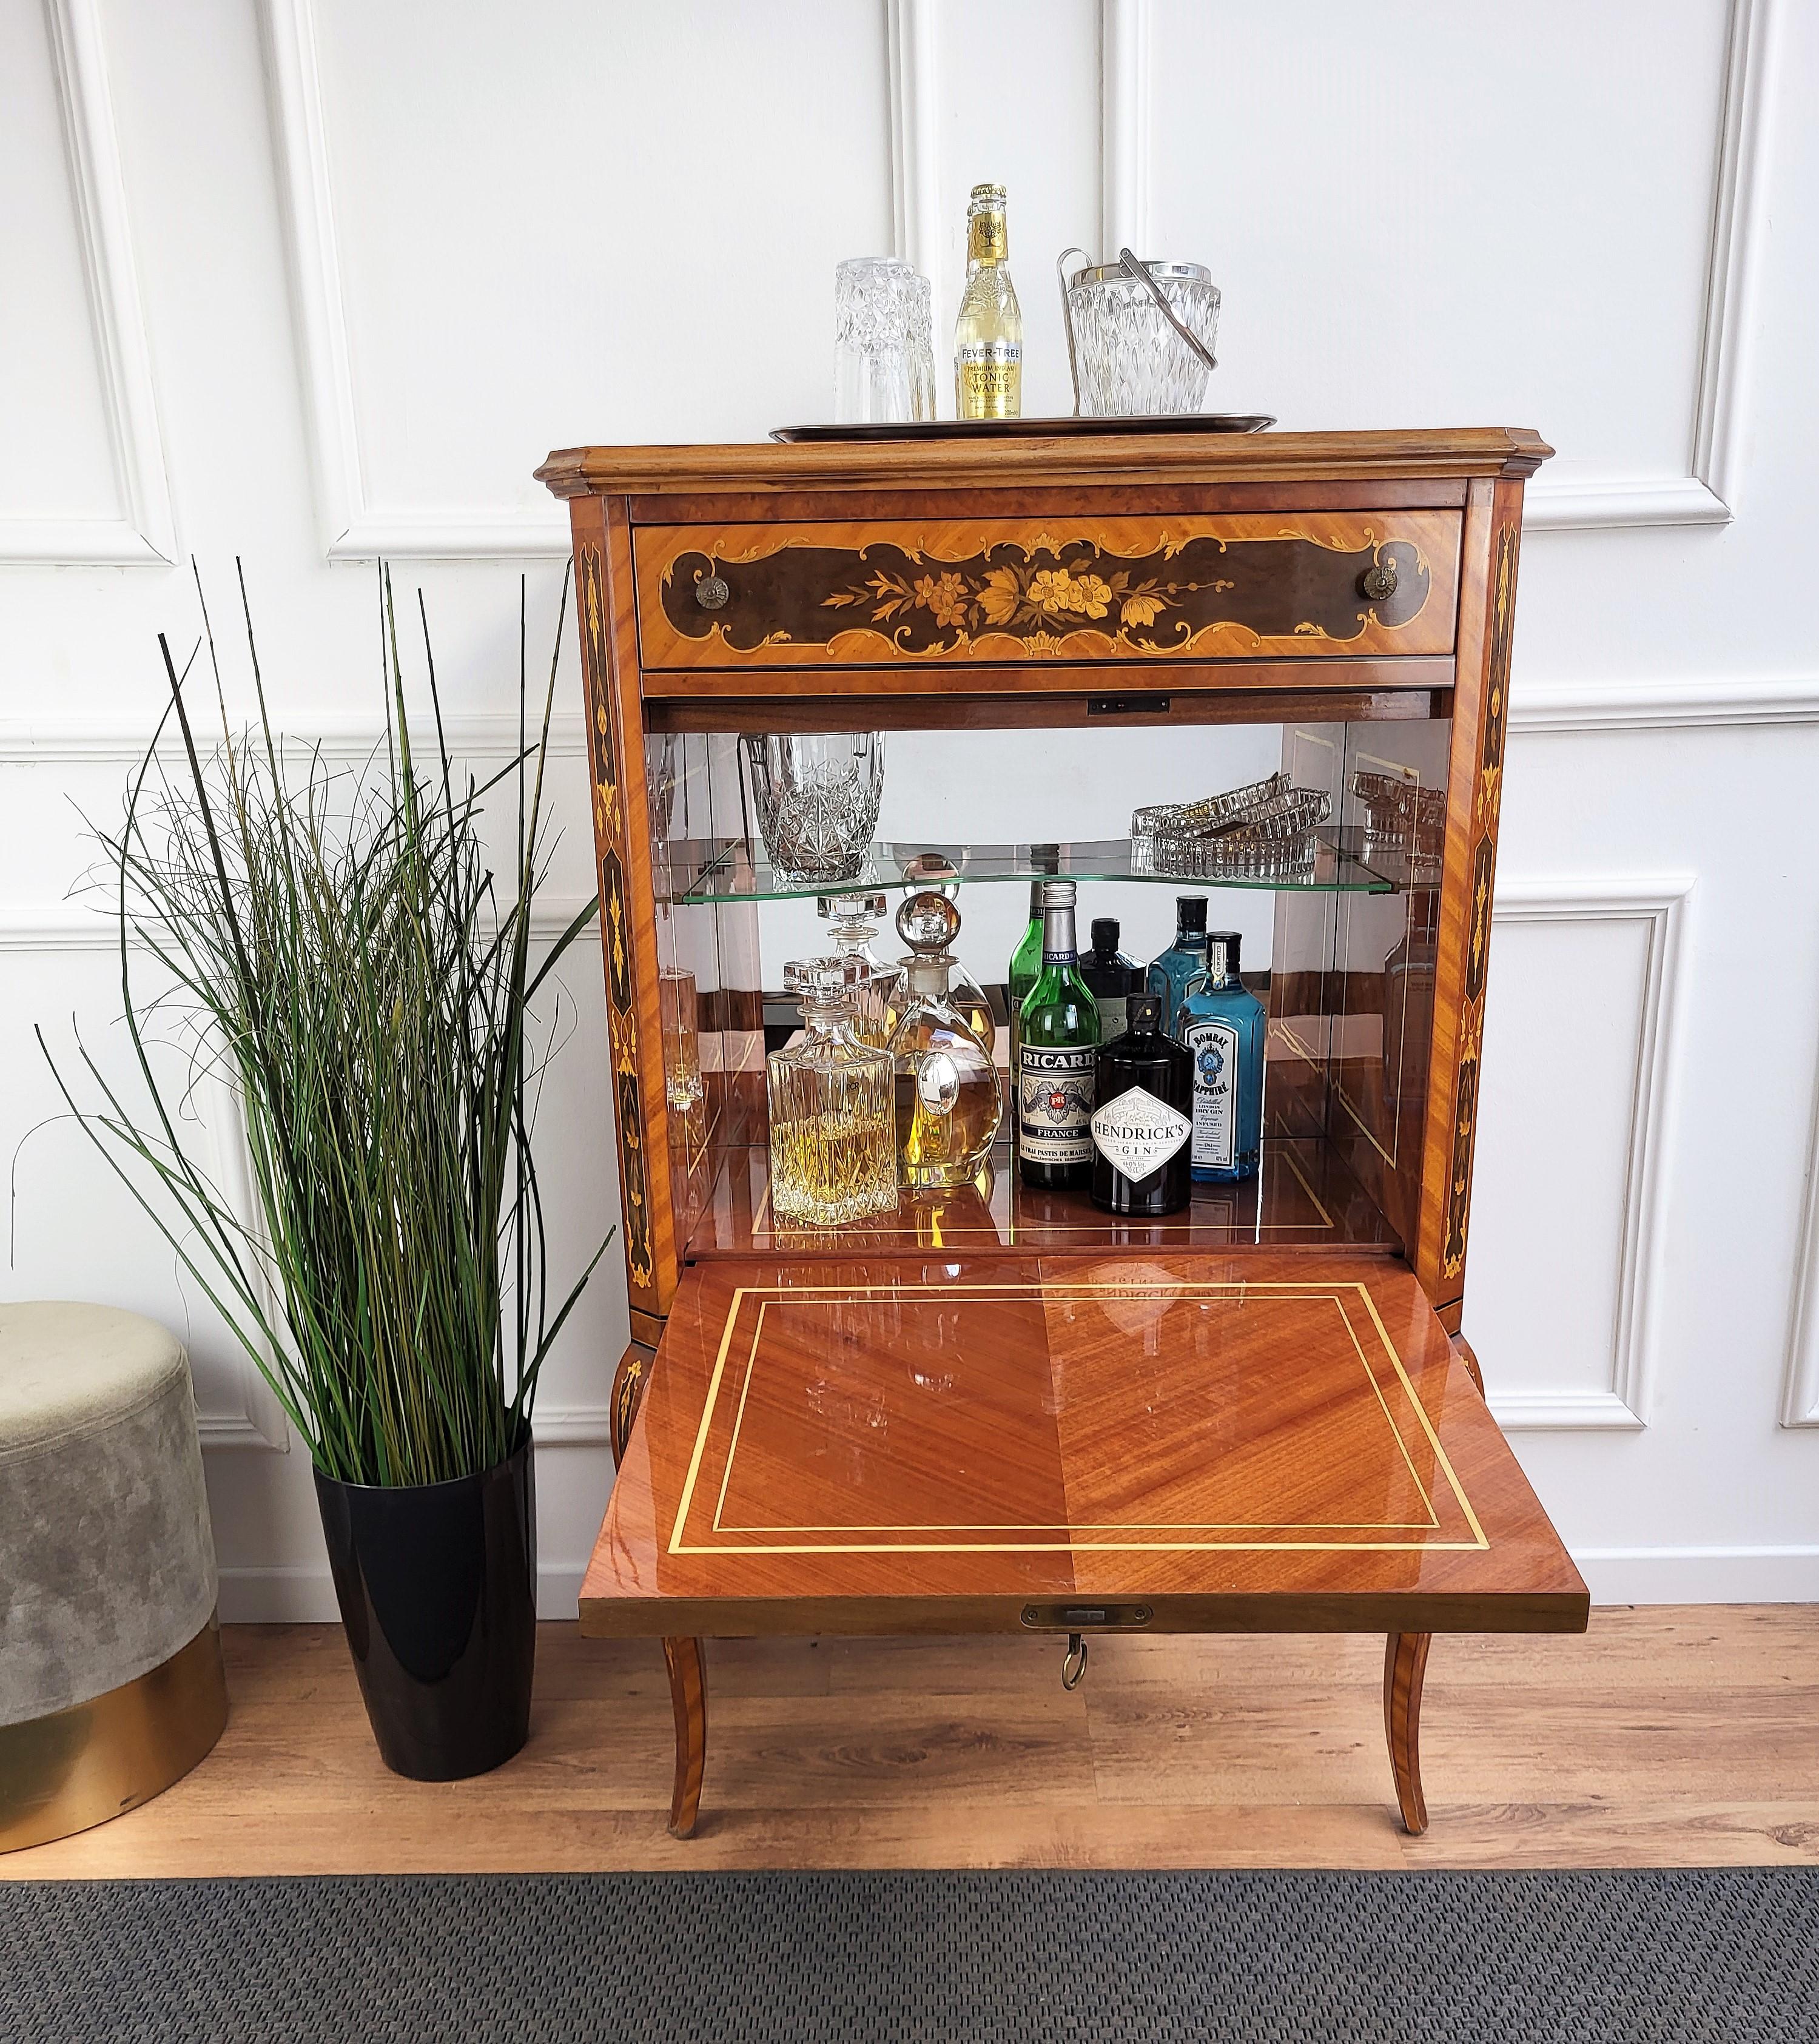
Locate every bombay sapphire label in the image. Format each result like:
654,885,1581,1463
1090,1085,1191,1182
1185,1018,1239,1170
1017,1044,1095,1165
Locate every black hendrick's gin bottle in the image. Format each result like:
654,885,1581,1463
1089,993,1193,1215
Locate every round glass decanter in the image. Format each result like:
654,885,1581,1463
766,955,897,1226
885,893,1004,1188
884,855,996,1050
816,891,895,1049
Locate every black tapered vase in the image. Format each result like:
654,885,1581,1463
314,1431,537,1781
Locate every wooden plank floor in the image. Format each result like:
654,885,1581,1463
5,1609,1817,1877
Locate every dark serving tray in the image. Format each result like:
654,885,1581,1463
770,413,1276,443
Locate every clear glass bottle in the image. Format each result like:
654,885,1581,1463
1082,918,1138,1046
1146,895,1211,1033
1178,930,1266,1184
1016,879,1101,1191
954,183,1022,420
886,893,1003,1188
817,891,895,1047
767,956,898,1225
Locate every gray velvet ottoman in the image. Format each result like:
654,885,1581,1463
1,1303,227,1852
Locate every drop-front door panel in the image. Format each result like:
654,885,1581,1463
579,1252,1586,1639
633,513,1462,669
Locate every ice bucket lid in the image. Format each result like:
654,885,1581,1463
1068,258,1212,291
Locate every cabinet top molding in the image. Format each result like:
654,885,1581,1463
534,427,1553,500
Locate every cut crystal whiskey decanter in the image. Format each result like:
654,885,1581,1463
817,891,895,1048
766,956,898,1226
886,892,1003,1189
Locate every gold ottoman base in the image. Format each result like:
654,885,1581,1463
0,1612,227,1853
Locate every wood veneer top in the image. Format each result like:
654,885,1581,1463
580,1252,1587,1638
536,428,1553,500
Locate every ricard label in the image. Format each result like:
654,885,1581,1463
1090,1085,1191,1182
1017,1044,1095,1165
1184,1018,1239,1170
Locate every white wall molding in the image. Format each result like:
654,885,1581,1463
1482,876,1693,1431
1575,1544,1819,1604
1524,0,1774,532
1510,674,1819,735
886,0,940,297
1692,0,1777,517
1099,0,1151,260
1,906,284,1446
1097,0,1769,535
8,0,176,566
0,710,590,767
1487,1385,1649,1433
260,0,568,560
1781,1030,1819,1427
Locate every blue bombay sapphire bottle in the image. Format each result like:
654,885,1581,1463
1145,895,1209,1026
1177,929,1265,1183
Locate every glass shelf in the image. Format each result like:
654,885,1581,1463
656,833,1401,906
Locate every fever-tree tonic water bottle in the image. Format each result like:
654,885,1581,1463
1016,879,1101,1191
767,956,898,1225
1178,930,1265,1183
954,183,1022,419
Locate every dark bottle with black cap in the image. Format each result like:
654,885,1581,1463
1089,993,1193,1215
1081,918,1138,1046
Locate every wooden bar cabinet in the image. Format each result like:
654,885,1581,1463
536,426,1586,1838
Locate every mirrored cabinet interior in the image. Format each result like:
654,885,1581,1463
536,429,1542,1360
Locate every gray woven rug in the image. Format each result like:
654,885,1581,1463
2,1868,1815,2042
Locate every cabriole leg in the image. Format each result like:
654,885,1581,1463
662,1635,707,1838
1384,1631,1432,1834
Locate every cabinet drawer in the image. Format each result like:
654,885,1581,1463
634,512,1460,669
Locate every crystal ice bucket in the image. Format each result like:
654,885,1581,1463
1064,258,1221,417
742,732,886,886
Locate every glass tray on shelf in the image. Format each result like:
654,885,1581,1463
654,834,1398,906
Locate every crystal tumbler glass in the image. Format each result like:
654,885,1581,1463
743,732,886,886
835,258,935,423
1068,260,1221,416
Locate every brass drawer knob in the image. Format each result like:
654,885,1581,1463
694,574,730,611
1360,556,1398,602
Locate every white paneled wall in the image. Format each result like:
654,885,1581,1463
2,0,1815,1611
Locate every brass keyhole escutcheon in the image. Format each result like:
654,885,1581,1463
1360,556,1399,603
695,574,730,611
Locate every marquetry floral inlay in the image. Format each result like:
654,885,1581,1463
822,548,1234,645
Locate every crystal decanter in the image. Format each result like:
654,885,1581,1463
887,854,997,1049
886,892,1003,1188
816,891,895,1049
766,956,897,1226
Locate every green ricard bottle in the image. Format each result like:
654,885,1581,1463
1016,878,1101,1191
1006,844,1060,1134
